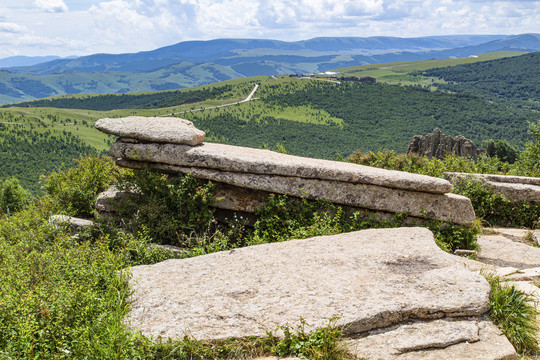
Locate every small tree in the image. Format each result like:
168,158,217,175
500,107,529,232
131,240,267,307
0,178,31,215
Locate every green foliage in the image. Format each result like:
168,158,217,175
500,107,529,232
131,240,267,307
482,139,518,164
0,205,141,359
485,273,539,355
349,150,512,177
115,170,217,245
515,120,540,177
252,194,478,252
42,156,122,217
452,176,540,228
0,177,31,215
269,318,351,360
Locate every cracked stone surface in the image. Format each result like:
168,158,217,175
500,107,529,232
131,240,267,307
127,228,490,341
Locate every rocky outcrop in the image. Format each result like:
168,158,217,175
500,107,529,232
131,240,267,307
95,116,205,145
445,172,540,202
127,227,515,358
407,128,478,160
96,116,476,225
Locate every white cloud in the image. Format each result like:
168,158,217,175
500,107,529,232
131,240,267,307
0,22,26,33
34,0,69,13
0,0,539,58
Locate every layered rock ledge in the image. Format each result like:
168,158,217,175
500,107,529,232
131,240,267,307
96,116,476,225
445,172,540,202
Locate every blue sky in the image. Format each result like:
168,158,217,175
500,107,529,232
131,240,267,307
0,0,538,58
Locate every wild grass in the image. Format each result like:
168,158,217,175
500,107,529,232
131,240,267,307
485,273,539,355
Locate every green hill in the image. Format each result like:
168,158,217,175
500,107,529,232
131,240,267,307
417,52,540,109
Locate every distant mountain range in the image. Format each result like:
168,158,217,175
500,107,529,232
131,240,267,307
1,34,539,104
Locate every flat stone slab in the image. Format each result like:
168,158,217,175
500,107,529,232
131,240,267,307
347,318,516,360
111,140,452,194
128,228,490,341
95,117,206,145
477,235,540,269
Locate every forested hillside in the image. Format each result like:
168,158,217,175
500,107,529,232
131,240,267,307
0,125,95,193
418,52,540,109
183,81,536,158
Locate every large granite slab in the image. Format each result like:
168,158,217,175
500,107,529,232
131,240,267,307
127,228,490,341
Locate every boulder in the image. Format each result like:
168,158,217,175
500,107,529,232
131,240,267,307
407,128,478,160
95,116,206,145
110,140,452,194
127,228,491,341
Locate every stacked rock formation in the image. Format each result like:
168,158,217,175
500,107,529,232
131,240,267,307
96,116,476,225
407,128,478,160
445,172,540,202
128,227,517,359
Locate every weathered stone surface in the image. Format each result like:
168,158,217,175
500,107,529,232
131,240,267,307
133,163,475,224
346,318,516,360
49,215,94,229
407,128,478,160
445,172,540,202
95,116,206,145
477,235,540,269
110,140,453,194
95,185,138,213
213,184,269,213
127,228,490,340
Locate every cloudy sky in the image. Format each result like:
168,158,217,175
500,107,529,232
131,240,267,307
0,0,538,58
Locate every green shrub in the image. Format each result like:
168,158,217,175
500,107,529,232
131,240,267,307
0,205,142,359
42,156,123,217
514,119,540,177
485,273,539,355
268,318,352,360
115,170,217,246
0,177,32,215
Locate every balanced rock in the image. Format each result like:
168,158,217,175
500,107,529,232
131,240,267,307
127,228,491,341
95,116,205,145
407,128,478,160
